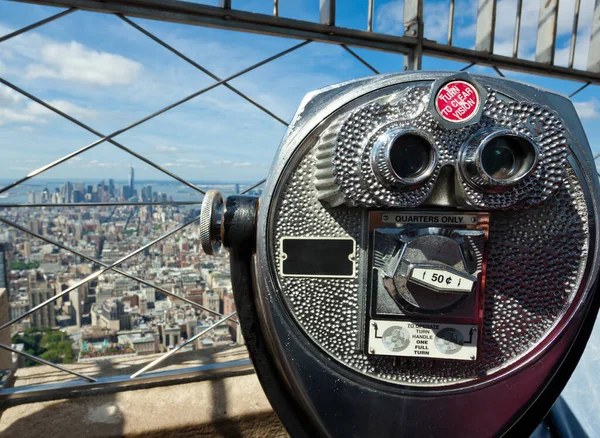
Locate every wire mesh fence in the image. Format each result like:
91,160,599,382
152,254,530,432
0,0,598,403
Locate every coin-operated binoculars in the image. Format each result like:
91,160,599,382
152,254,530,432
200,72,600,437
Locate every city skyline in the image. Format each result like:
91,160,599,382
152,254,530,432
1,196,239,369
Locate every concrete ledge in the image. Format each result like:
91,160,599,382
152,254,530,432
0,372,288,437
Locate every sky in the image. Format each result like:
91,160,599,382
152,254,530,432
0,0,599,186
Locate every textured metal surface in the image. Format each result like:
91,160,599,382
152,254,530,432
253,71,600,435
272,147,588,386
316,82,568,209
199,190,223,255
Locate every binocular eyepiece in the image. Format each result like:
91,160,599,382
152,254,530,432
200,72,600,437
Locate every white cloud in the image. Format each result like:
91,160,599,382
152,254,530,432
213,159,257,167
0,24,142,87
24,41,142,86
0,86,22,106
66,159,126,169
375,1,404,35
425,13,450,42
163,161,206,169
0,98,97,126
0,107,46,126
90,160,124,168
154,145,178,153
50,100,98,118
24,100,98,119
574,99,600,120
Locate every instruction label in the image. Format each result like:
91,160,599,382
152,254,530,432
435,80,480,123
368,319,478,361
381,212,479,225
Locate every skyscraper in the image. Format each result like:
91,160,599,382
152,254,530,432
0,244,8,292
108,178,115,198
30,286,54,328
129,166,135,194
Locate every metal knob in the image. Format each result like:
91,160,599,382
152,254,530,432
199,190,223,255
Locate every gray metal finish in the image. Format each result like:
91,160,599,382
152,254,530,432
475,0,496,53
315,77,568,210
370,127,438,188
200,190,224,256
590,0,600,72
404,0,423,70
513,0,523,58
254,70,599,388
447,0,455,45
458,128,540,191
319,0,335,26
271,143,588,386
249,71,599,435
569,0,582,69
315,83,436,207
377,227,483,309
536,0,560,65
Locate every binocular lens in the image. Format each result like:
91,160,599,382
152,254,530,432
479,135,536,183
389,134,432,179
481,138,518,180
460,130,539,190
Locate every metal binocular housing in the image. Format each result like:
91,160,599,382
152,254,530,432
200,71,600,437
